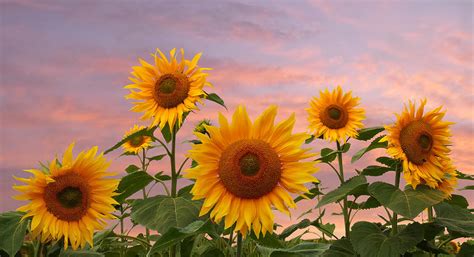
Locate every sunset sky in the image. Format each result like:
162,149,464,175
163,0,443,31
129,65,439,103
1,0,472,237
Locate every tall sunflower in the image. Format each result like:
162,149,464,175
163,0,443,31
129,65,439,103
125,48,212,129
383,99,457,195
185,105,319,237
307,86,365,142
122,125,152,154
13,143,119,249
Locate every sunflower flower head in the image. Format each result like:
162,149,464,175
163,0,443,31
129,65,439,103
307,86,365,142
125,48,212,129
13,143,119,250
383,99,457,196
185,105,319,237
122,125,152,154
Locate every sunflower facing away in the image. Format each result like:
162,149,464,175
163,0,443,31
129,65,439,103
14,143,119,249
185,105,319,237
122,125,152,154
125,48,212,129
383,99,457,195
307,86,365,142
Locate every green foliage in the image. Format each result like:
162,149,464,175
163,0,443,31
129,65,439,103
350,222,424,257
204,92,227,109
368,182,446,219
320,239,356,257
360,165,392,176
316,175,368,208
354,126,385,141
130,196,201,234
318,148,337,163
256,242,330,257
279,219,311,240
434,202,474,237
59,250,105,257
104,126,157,154
114,171,154,203
0,211,28,257
351,136,387,163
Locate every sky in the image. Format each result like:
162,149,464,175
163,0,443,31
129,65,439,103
1,0,473,238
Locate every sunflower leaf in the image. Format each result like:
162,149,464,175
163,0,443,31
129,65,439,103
104,126,157,154
316,175,368,208
204,92,227,109
360,165,392,176
320,238,356,257
59,250,104,257
318,148,337,163
256,242,330,257
114,171,154,203
351,136,387,163
355,126,385,141
0,211,28,257
368,182,446,219
350,222,424,257
434,202,474,237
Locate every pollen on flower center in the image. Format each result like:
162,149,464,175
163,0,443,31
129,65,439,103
57,187,83,208
218,139,281,199
399,120,433,165
320,104,348,129
154,73,190,108
129,135,144,147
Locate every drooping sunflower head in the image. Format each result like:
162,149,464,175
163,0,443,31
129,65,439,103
383,99,457,195
307,86,365,142
14,143,119,250
185,105,319,237
122,125,152,154
125,48,212,129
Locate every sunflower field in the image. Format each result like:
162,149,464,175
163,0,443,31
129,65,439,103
1,48,473,257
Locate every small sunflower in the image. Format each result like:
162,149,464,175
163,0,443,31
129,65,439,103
383,99,457,195
307,86,365,142
125,48,212,129
122,125,152,154
14,143,119,250
185,105,319,237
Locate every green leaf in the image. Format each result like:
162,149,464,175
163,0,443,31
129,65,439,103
147,154,166,161
256,242,330,257
360,165,392,176
458,241,474,257
318,148,337,163
456,171,474,180
312,222,336,238
154,171,171,181
305,135,315,144
351,136,387,163
376,157,401,170
114,171,154,203
341,143,351,153
355,126,385,141
368,182,446,219
204,92,227,109
421,222,444,241
148,220,215,255
461,185,474,190
321,238,356,257
104,126,157,154
434,202,474,237
359,196,381,209
130,196,200,234
294,186,322,203
350,222,424,257
160,123,172,143
445,194,469,208
279,219,311,239
125,164,140,174
59,250,104,257
316,175,367,208
0,211,28,257
250,232,284,248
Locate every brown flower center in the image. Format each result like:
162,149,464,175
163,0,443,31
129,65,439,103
320,104,348,129
218,139,281,199
154,73,190,108
129,135,145,147
399,120,433,165
44,172,90,221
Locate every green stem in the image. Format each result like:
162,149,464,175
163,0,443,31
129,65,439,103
336,141,350,239
236,233,243,257
34,241,43,257
141,149,151,243
391,167,401,235
171,124,178,197
116,234,152,248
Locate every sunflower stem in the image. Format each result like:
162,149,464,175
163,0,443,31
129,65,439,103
34,241,44,257
171,123,178,198
141,149,151,243
391,166,401,235
336,141,351,239
236,233,243,257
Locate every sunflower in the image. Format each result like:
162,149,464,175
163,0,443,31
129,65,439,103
185,105,318,237
383,99,457,195
122,125,152,154
13,143,119,250
125,48,212,129
307,86,365,142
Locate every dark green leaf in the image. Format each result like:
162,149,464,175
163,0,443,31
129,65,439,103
104,126,156,154
355,126,385,141
160,124,172,143
359,196,381,209
376,157,401,170
446,194,469,208
59,250,104,257
461,185,474,190
204,92,227,109
0,211,28,257
350,222,424,257
250,232,284,248
305,135,315,144
342,143,351,153
360,165,392,176
256,242,330,257
351,136,387,163
421,222,444,241
317,175,367,208
279,219,311,239
147,154,166,161
312,221,336,238
148,220,216,255
434,202,474,237
321,238,356,257
177,184,194,198
458,241,474,257
294,187,322,203
456,171,474,180
114,171,154,203
154,172,171,181
130,196,200,234
125,164,140,174
368,182,446,219
318,148,337,163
